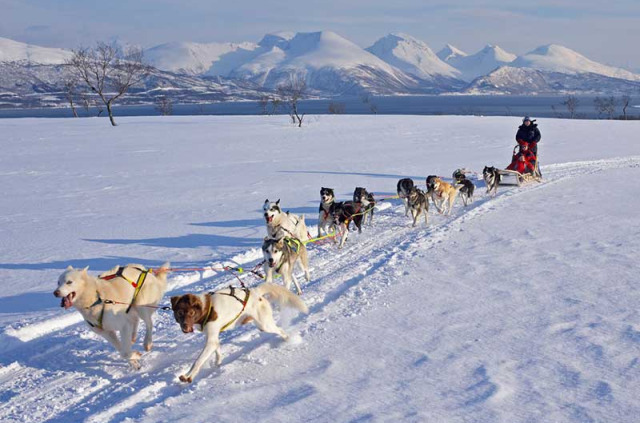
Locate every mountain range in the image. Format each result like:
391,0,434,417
1,32,639,109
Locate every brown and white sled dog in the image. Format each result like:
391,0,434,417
397,178,415,217
53,263,169,369
170,283,309,383
317,187,336,237
408,187,429,227
263,199,309,241
262,237,310,295
431,177,460,215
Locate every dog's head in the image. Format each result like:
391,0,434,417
483,166,495,178
408,186,422,202
452,169,467,184
353,187,369,203
53,265,90,309
263,199,282,224
431,177,444,191
320,187,335,203
171,294,206,333
426,175,438,191
262,237,285,268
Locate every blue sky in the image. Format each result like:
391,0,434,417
1,0,638,69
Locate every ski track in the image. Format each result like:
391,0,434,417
1,155,638,423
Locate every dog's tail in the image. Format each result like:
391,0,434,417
153,262,171,281
254,283,309,314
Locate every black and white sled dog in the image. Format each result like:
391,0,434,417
452,170,475,206
263,199,309,241
457,179,475,206
407,187,429,227
262,237,311,295
330,201,364,248
483,166,501,197
317,187,335,237
396,178,414,217
353,187,376,225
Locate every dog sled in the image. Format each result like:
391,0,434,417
499,142,542,186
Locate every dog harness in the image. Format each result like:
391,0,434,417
274,237,303,273
99,266,151,313
201,286,251,332
85,294,106,330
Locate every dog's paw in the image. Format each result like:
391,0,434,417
179,375,193,383
129,359,142,370
144,342,153,352
130,351,142,360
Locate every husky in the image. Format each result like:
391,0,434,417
263,199,309,241
330,201,364,249
170,283,308,383
318,187,336,237
431,177,460,215
53,263,169,369
426,175,438,195
353,187,376,225
407,187,429,227
396,178,414,217
483,166,501,197
261,236,311,295
457,179,475,206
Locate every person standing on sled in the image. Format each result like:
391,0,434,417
515,116,541,175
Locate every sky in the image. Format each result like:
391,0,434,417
1,0,639,70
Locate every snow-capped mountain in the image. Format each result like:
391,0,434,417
145,41,258,75
511,44,640,82
463,66,640,95
0,37,71,64
436,44,467,62
366,33,461,81
225,31,422,94
445,44,517,82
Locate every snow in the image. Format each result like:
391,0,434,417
232,31,404,79
437,43,468,62
512,44,640,82
144,41,259,75
0,37,71,65
1,115,640,422
447,44,517,82
366,33,461,79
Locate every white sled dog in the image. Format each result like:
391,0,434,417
171,283,309,383
263,199,310,241
262,236,311,295
53,263,169,369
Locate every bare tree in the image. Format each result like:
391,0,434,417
621,95,631,120
277,76,306,127
155,96,173,116
328,102,346,114
270,97,282,115
594,96,617,119
258,95,270,115
63,79,79,117
66,42,151,126
562,95,579,119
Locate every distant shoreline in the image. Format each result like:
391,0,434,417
0,95,636,120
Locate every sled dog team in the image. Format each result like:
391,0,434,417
54,171,491,382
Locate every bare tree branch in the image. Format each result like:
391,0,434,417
66,42,151,126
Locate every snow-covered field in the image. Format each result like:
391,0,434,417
1,115,639,422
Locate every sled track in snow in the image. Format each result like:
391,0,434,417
1,156,639,423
